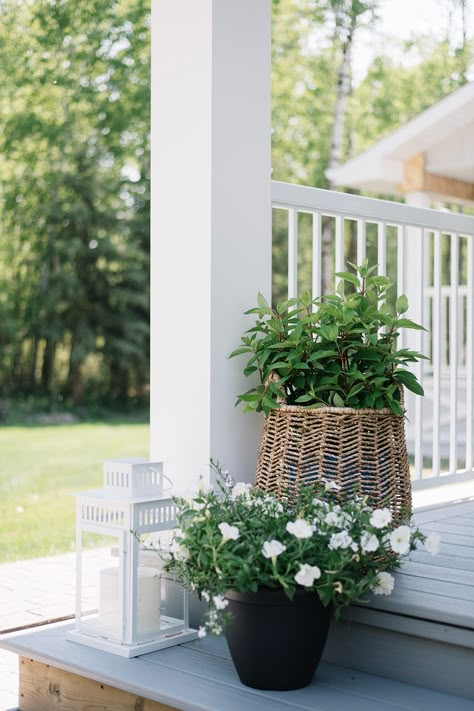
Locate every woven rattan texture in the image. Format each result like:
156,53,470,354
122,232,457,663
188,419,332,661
255,405,412,522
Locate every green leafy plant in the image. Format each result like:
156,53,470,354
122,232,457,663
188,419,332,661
163,462,439,635
230,263,426,415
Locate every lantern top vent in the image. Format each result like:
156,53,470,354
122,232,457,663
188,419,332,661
101,458,165,499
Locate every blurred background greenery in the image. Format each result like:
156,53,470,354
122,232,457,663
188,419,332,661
0,0,472,409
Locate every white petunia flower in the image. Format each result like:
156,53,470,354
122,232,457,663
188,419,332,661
324,510,352,529
324,511,343,527
213,594,228,610
322,479,341,491
259,495,284,516
201,590,210,602
424,532,441,555
294,564,321,587
218,522,240,543
389,525,411,555
231,482,252,500
170,540,190,561
286,519,314,539
360,532,379,553
370,508,392,529
197,626,207,638
328,531,354,550
197,476,212,494
373,571,395,596
262,539,286,559
190,500,206,511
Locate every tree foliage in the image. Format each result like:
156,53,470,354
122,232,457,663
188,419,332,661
0,0,150,404
271,0,472,303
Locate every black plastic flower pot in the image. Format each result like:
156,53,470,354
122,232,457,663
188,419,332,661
224,587,332,691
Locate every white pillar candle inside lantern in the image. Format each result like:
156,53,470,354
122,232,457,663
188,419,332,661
67,458,198,657
99,566,161,637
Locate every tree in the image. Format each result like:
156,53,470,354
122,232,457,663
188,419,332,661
438,0,471,81
321,0,381,292
0,0,150,404
271,0,473,303
351,38,473,157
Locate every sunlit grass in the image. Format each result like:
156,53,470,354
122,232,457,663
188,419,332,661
0,419,149,562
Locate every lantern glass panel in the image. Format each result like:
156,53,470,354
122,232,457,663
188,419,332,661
159,572,188,634
79,531,123,643
136,548,186,641
132,560,162,642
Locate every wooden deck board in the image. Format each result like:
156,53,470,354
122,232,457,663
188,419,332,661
409,550,474,570
394,571,474,602
440,516,474,529
364,499,474,629
419,527,474,547
425,518,474,531
18,657,175,711
186,636,473,711
413,500,474,524
397,559,474,585
367,585,474,628
427,541,474,558
421,521,474,536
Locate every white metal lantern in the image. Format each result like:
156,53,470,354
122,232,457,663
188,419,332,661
67,458,198,657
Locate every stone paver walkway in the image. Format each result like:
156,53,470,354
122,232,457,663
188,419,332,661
0,552,76,632
0,649,17,711
0,549,108,710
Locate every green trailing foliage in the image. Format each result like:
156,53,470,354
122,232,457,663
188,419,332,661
162,461,437,635
231,263,426,416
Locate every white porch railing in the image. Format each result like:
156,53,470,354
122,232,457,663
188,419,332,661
425,286,469,370
271,181,474,488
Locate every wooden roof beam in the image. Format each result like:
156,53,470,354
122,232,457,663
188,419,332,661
399,152,474,201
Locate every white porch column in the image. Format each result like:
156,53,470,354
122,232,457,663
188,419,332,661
150,1,272,489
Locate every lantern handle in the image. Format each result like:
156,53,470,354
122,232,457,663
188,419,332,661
162,472,174,493
147,466,174,494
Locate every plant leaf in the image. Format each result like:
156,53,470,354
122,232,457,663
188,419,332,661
334,271,360,287
396,318,425,330
396,294,409,314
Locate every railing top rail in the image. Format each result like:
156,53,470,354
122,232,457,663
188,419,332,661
272,181,474,235
425,285,469,294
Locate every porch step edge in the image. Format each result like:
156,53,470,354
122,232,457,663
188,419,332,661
342,605,474,649
324,607,474,700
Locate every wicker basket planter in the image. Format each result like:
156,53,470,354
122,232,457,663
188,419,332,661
255,404,412,523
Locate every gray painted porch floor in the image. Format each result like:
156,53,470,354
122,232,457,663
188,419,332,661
367,499,474,629
1,621,474,711
2,498,474,709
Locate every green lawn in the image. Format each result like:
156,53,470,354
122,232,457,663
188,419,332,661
0,418,149,563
